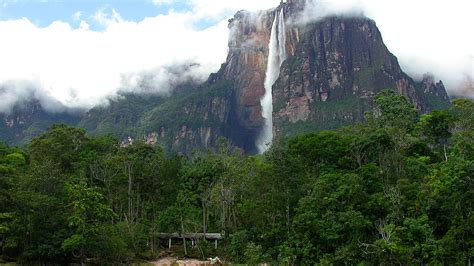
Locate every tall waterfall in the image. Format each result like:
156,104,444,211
256,10,287,153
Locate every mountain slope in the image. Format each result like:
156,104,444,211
0,102,80,146
0,0,451,152
136,1,450,152
271,14,450,137
78,93,167,139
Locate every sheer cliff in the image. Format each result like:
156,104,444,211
0,0,451,152
204,0,450,150
0,102,80,146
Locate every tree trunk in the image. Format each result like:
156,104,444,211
125,162,133,224
202,199,207,235
444,143,448,162
180,215,187,255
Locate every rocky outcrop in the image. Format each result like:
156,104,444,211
110,0,451,153
219,0,450,142
0,102,80,146
421,74,450,102
224,11,271,130
0,0,452,153
132,79,236,153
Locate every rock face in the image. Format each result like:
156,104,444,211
0,0,451,152
420,74,450,102
218,0,451,142
0,102,80,146
156,0,450,152
127,1,451,153
136,80,235,153
224,11,272,132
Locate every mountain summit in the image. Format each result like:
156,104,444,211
156,0,449,152
1,0,450,152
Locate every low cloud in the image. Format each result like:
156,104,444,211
297,0,365,24
0,79,68,114
0,1,281,114
299,0,474,97
0,0,472,114
153,0,277,20
452,73,474,98
120,62,212,95
0,9,229,113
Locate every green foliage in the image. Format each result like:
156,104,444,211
243,242,265,265
374,89,418,130
288,131,354,172
62,181,116,261
28,124,89,171
78,93,166,138
0,93,472,264
291,172,373,264
139,80,231,133
420,110,454,144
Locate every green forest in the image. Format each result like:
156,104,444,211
0,90,472,264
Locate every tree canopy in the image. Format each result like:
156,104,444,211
0,92,472,264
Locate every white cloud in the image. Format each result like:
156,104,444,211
360,0,474,96
0,9,229,112
301,0,474,96
0,0,472,114
72,11,82,21
0,79,67,114
0,1,280,113
153,0,278,20
92,7,124,26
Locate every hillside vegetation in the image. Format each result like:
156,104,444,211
0,91,472,264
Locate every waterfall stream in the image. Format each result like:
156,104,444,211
256,10,287,153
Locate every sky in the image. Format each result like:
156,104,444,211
0,0,472,113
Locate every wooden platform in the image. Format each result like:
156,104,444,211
156,233,223,240
155,233,224,249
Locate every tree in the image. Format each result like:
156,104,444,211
28,124,89,172
419,110,454,161
291,173,372,264
373,89,418,130
62,181,116,263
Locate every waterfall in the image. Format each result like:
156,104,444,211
256,10,287,153
278,12,287,64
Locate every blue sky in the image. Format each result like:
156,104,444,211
0,0,471,112
0,0,196,30
0,0,282,111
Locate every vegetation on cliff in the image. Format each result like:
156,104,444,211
0,10,452,153
0,91,472,264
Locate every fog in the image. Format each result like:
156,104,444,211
0,0,472,114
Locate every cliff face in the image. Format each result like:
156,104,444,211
0,102,80,146
136,79,234,153
0,0,451,152
223,11,271,132
77,80,234,154
220,0,451,141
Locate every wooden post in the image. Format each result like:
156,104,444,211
183,238,187,255
215,239,218,249
168,238,171,249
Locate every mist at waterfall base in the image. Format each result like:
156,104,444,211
256,10,287,154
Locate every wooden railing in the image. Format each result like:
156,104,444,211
155,233,224,249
